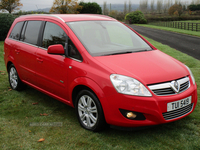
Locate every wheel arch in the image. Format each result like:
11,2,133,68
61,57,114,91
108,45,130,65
7,61,13,71
70,77,106,108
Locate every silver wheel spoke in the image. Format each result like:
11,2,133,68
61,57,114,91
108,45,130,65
80,113,86,121
13,75,17,80
13,80,17,87
9,67,18,89
78,94,98,128
90,106,97,113
87,97,92,107
89,113,97,123
78,103,85,112
86,115,91,127
80,96,87,107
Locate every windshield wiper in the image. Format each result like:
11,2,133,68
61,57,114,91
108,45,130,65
108,51,133,56
133,49,149,53
101,49,151,56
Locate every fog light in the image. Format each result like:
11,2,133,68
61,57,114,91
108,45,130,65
119,109,146,120
126,112,137,119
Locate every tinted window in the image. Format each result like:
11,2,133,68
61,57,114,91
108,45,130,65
68,38,82,61
9,22,24,40
20,21,27,41
24,21,42,45
42,22,67,49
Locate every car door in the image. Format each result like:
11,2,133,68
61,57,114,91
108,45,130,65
14,21,42,85
35,21,69,100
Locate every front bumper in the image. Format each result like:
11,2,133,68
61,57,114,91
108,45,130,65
102,83,197,127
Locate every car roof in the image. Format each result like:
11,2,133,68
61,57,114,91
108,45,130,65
18,14,116,22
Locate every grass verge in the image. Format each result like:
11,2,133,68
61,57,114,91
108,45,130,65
136,24,200,37
0,40,200,149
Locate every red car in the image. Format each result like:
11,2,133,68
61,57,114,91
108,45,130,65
4,14,197,131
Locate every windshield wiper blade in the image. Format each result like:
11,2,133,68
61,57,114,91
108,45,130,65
109,51,133,56
133,49,149,53
102,49,150,56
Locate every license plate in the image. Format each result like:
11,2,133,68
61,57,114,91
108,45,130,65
167,96,192,112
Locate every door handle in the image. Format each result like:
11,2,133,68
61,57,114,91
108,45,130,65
37,58,43,63
15,49,20,54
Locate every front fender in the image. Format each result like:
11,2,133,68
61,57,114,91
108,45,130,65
69,77,111,122
69,77,106,102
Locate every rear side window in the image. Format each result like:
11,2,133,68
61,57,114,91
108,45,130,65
24,21,42,45
9,22,24,40
42,22,67,49
20,21,27,41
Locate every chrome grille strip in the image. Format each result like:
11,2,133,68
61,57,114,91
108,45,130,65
162,103,193,120
148,77,190,96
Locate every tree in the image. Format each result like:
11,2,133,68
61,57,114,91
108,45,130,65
168,4,183,16
124,1,127,14
163,0,169,14
103,1,109,15
157,0,163,13
150,0,155,13
0,0,23,13
128,0,132,13
109,10,118,18
78,2,102,14
139,0,148,13
196,0,200,4
188,4,200,11
50,0,81,14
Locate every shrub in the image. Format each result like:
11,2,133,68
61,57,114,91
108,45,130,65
115,12,125,21
124,13,130,20
125,11,147,24
139,18,148,24
0,13,16,41
78,2,102,14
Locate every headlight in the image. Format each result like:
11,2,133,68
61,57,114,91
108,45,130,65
110,74,152,97
185,65,196,85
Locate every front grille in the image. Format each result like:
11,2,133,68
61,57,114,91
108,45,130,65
180,81,189,91
148,77,190,96
152,88,174,95
162,103,193,120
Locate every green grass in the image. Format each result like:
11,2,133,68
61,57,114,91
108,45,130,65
0,40,200,149
136,24,200,37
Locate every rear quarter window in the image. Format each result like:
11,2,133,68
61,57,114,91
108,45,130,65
9,22,24,40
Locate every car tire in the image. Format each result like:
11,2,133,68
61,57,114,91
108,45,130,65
8,64,24,91
75,90,107,132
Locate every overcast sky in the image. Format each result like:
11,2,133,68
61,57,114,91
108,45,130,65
20,0,194,11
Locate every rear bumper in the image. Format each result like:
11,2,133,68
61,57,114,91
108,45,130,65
102,84,197,127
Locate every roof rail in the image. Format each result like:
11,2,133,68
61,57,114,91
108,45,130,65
19,14,65,22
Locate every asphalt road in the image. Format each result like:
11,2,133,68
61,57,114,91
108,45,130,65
129,25,200,60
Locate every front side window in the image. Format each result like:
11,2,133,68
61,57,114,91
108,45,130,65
67,21,152,56
42,22,67,49
68,38,82,61
9,22,24,40
24,21,42,45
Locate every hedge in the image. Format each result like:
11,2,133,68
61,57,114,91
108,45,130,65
0,13,16,41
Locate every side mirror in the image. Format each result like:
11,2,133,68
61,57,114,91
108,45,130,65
47,44,65,55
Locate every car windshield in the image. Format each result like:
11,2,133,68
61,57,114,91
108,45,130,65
67,21,152,56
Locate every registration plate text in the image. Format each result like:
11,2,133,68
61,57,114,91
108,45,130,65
167,96,192,112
